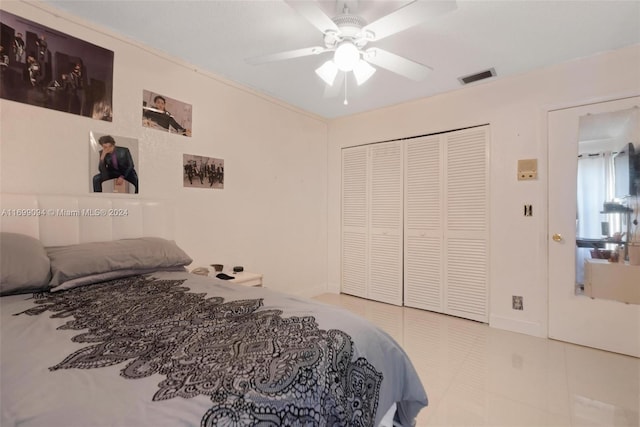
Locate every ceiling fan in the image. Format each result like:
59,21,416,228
247,0,457,94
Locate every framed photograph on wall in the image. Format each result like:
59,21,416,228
0,10,114,121
90,132,139,194
183,154,223,189
142,90,192,137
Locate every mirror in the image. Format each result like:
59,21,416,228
575,107,639,293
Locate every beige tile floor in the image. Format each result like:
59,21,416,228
312,293,640,427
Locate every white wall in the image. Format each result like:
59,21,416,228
0,1,329,297
327,44,640,337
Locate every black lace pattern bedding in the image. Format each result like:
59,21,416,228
17,275,382,426
1,271,427,427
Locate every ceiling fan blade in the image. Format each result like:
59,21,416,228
362,0,457,41
246,46,328,65
284,0,339,34
364,48,432,81
324,72,345,98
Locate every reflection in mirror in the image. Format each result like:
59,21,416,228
575,107,639,294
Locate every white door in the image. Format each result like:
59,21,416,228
403,127,489,322
548,96,640,357
341,146,368,298
341,143,403,305
404,135,444,312
369,142,403,305
443,127,490,323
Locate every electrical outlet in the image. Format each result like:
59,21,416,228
512,296,524,310
523,204,533,217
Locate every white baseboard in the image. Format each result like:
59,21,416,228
489,314,546,338
327,282,341,294
288,283,330,299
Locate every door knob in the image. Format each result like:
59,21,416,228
552,233,563,242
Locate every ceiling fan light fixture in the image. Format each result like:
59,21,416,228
333,41,360,71
315,60,338,86
353,60,376,85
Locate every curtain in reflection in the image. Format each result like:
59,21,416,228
576,153,613,284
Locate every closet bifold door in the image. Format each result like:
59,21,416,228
341,146,368,298
444,126,489,323
369,142,403,305
404,135,444,311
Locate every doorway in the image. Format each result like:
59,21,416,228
548,96,640,357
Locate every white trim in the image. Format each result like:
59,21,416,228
544,92,640,114
293,283,330,299
490,314,546,338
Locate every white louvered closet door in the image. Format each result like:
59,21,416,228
404,135,444,311
369,142,404,305
444,126,489,322
342,127,488,316
341,146,368,298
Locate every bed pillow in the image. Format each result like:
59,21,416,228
51,266,187,292
46,237,192,289
0,232,52,295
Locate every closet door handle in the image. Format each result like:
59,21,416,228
552,233,563,242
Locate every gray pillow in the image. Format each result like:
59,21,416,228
50,266,187,292
0,232,52,295
46,237,192,289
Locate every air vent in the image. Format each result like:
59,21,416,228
458,68,496,85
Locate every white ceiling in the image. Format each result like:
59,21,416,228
44,0,640,119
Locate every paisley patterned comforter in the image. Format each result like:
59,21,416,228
0,271,427,427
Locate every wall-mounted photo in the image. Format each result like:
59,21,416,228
183,154,223,189
0,10,114,121
90,132,139,194
142,90,192,137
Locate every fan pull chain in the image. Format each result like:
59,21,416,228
343,74,348,106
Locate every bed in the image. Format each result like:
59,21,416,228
0,194,427,427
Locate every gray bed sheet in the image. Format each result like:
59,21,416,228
0,271,427,427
